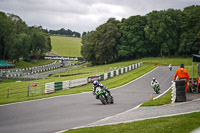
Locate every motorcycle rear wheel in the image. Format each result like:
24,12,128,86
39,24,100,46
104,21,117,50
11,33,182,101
110,96,114,104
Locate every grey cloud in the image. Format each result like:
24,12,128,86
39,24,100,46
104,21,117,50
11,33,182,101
0,0,199,33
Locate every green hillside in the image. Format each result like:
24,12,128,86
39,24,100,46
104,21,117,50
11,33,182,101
50,36,82,57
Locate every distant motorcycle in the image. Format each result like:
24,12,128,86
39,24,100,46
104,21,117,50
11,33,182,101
95,87,114,105
169,64,172,71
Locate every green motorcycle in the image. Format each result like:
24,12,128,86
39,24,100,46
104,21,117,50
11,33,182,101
95,87,114,105
153,84,160,94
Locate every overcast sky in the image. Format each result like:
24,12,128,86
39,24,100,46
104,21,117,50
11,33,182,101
0,0,200,33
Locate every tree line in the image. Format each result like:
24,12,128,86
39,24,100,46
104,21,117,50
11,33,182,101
49,28,81,38
81,5,200,65
0,12,52,63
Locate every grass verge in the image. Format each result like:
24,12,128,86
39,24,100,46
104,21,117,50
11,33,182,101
141,89,172,106
65,112,200,133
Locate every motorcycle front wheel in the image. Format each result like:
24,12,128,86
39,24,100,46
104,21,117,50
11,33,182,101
99,95,107,105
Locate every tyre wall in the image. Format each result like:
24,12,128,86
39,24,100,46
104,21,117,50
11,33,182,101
174,80,186,102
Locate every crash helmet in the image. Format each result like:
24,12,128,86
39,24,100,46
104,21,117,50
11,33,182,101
152,77,156,81
93,80,99,86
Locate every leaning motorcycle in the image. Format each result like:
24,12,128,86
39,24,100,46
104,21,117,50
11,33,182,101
153,84,160,94
95,87,114,105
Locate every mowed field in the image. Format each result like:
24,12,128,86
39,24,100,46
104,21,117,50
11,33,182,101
51,36,82,57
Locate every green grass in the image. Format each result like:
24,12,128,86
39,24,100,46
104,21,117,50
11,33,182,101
66,112,200,133
2,60,54,69
50,36,82,57
135,57,193,66
141,89,172,106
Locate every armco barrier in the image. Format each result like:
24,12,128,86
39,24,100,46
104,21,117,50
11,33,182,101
100,74,104,81
69,78,88,88
88,76,100,83
2,61,59,77
44,62,142,94
55,82,63,91
63,81,70,90
45,82,55,93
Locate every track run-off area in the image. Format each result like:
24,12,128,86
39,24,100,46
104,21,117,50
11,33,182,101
0,66,181,133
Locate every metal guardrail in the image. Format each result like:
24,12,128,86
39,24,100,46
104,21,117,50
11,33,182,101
0,77,42,81
1,61,61,77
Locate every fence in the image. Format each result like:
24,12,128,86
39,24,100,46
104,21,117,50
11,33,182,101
28,82,43,96
6,82,43,98
44,62,142,94
7,87,29,98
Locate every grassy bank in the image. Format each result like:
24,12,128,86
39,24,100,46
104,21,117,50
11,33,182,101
141,89,172,106
66,112,200,133
50,36,82,57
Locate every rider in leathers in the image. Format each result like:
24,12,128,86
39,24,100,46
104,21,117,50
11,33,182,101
151,77,160,90
92,80,110,99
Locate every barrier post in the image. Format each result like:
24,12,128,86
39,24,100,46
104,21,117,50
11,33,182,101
7,88,9,98
27,84,30,97
150,93,153,100
171,81,176,103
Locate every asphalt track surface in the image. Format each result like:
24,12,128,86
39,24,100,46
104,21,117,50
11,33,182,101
0,66,177,133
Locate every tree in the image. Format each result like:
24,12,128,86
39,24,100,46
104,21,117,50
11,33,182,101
94,18,121,64
30,27,51,56
49,28,81,37
0,11,51,62
81,31,97,65
0,12,28,60
81,18,121,65
0,12,12,59
179,5,200,56
144,9,182,57
8,33,31,63
119,15,151,59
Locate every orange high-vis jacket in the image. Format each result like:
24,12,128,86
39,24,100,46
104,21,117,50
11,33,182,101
198,77,200,88
174,68,189,81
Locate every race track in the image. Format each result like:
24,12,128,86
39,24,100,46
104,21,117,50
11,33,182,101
0,66,177,133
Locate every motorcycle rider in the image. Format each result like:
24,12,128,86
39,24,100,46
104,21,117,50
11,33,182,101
92,80,111,99
151,77,160,92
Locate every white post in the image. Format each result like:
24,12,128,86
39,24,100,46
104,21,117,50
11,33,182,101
171,81,176,104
